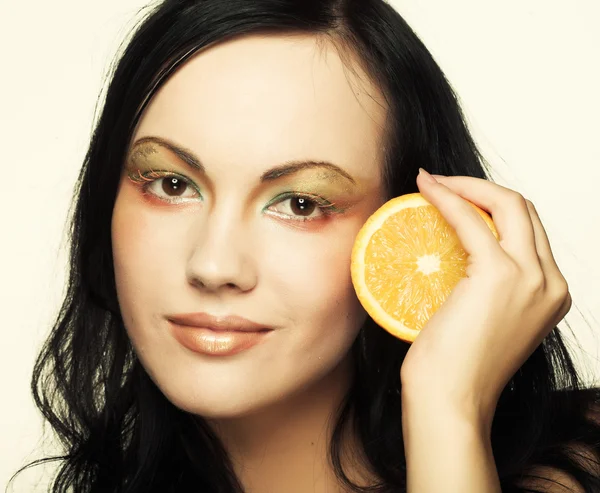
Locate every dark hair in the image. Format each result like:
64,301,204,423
10,0,600,492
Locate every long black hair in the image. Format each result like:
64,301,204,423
10,0,600,492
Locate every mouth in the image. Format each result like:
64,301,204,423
166,312,273,356
167,312,272,331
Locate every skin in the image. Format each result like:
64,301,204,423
111,30,577,493
112,33,386,491
401,170,574,492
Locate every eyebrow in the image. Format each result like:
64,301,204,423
129,135,356,185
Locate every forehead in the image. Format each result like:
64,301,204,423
131,33,387,184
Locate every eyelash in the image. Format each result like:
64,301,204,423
127,169,201,204
126,169,344,222
266,191,342,222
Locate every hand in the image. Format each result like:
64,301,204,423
400,170,572,430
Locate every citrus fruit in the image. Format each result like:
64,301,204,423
350,192,499,343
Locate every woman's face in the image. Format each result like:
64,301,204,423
112,33,387,418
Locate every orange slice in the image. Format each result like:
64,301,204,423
350,192,499,343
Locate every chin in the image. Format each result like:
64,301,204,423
162,387,279,419
142,370,273,419
133,331,357,421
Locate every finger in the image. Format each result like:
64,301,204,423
545,291,572,337
416,171,505,262
427,175,540,270
525,200,572,329
524,199,561,275
557,291,573,323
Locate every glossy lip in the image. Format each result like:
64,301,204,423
166,312,273,356
166,312,273,331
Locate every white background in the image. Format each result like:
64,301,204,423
1,1,599,490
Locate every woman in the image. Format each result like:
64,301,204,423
11,0,600,491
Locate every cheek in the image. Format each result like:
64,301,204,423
111,189,185,322
112,200,151,294
111,197,148,336
261,219,367,341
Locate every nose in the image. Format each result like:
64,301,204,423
185,211,257,293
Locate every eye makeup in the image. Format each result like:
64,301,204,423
124,143,204,206
123,140,364,220
263,191,347,223
127,168,203,205
280,170,358,198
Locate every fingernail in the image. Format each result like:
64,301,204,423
418,168,437,184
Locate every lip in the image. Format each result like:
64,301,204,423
167,312,272,331
167,312,273,356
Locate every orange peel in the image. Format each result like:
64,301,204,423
350,192,498,343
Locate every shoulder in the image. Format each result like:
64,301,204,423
516,393,600,493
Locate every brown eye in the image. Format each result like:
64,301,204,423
161,177,187,196
266,193,332,222
290,197,317,216
137,172,201,204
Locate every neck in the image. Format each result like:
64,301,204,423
207,354,371,493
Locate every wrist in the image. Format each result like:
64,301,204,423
401,385,496,438
401,398,502,493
